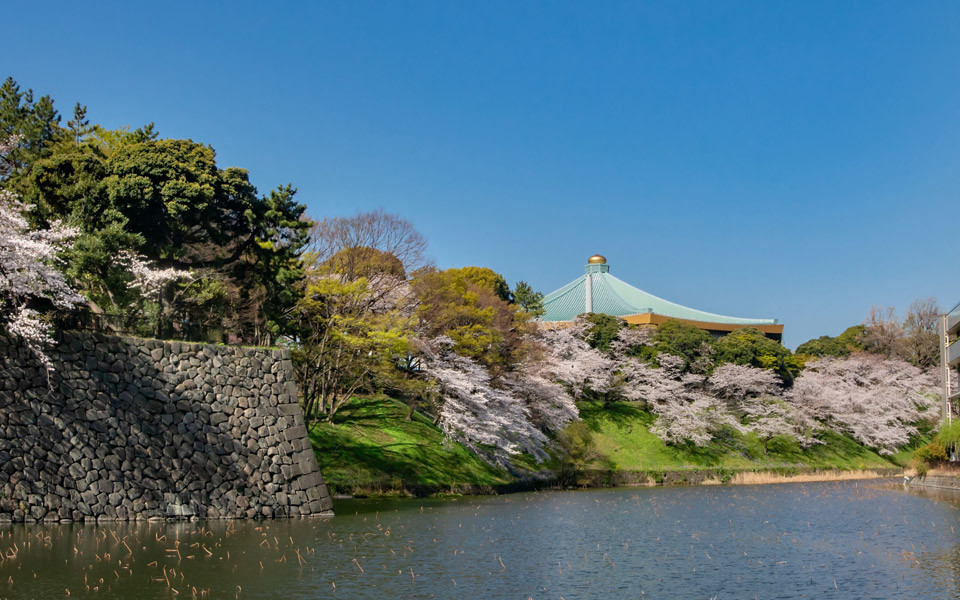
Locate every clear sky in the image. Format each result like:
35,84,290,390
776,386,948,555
7,1,960,348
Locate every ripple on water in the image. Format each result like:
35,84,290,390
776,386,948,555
0,480,958,599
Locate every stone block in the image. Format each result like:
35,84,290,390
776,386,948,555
278,403,301,416
300,471,323,490
284,425,307,442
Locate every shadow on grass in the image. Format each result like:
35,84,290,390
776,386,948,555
579,401,729,467
310,396,508,494
788,430,894,469
578,401,653,433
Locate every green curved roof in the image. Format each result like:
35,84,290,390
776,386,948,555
540,263,778,325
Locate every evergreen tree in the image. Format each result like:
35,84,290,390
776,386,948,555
0,77,62,173
512,280,545,317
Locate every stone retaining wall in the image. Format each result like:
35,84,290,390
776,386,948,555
0,332,332,523
907,474,960,491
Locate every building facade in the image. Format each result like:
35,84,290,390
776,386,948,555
940,301,960,422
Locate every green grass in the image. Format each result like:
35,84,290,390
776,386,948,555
883,435,930,468
577,401,899,472
309,396,907,498
309,395,512,496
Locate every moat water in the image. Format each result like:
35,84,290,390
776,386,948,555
1,480,958,599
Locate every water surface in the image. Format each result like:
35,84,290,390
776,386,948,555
1,480,958,599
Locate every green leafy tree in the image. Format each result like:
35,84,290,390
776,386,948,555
795,335,850,358
292,276,412,424
99,139,255,261
19,125,308,342
0,77,62,173
65,103,92,143
715,327,799,384
581,312,624,352
838,324,866,351
413,266,531,369
512,280,545,317
650,319,717,372
297,215,433,421
553,421,600,487
321,246,406,281
796,325,865,358
452,266,512,302
297,242,428,421
225,184,310,343
2,78,308,344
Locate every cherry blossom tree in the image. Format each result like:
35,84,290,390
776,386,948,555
708,364,782,401
536,326,749,448
742,396,818,451
623,353,737,446
103,250,194,338
500,367,579,435
533,319,940,454
416,322,586,468
617,355,682,404
423,300,943,461
0,137,82,365
609,324,654,357
420,337,552,467
115,250,192,299
788,354,939,454
536,322,617,398
648,390,737,447
707,364,816,450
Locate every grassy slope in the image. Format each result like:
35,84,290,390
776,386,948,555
309,395,511,495
578,401,903,472
308,396,915,497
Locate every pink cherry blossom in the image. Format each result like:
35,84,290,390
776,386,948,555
1,137,83,366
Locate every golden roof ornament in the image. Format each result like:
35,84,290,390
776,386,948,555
587,254,607,265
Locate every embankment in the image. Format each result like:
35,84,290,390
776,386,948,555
906,465,960,492
311,396,906,498
576,467,902,488
0,332,331,523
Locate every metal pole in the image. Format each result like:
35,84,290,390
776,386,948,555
941,314,951,424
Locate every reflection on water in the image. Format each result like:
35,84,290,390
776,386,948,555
902,484,960,599
0,480,959,599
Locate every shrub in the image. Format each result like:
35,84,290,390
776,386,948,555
935,420,960,454
715,327,797,385
553,421,600,486
651,319,716,371
915,441,949,463
582,313,623,352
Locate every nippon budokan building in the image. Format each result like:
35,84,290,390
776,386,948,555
540,254,784,341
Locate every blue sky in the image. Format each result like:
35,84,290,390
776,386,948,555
7,1,960,347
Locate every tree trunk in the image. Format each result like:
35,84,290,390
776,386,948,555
405,398,418,421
